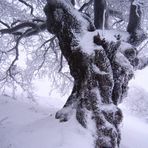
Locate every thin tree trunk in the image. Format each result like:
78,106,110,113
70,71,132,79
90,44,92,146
94,0,108,29
127,1,142,34
44,1,137,147
70,0,75,5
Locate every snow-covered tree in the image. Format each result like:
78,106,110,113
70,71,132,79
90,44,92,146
0,0,148,147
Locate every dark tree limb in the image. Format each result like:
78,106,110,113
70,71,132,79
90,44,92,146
79,0,93,12
37,48,49,71
7,37,20,77
109,9,123,20
0,19,47,83
71,0,75,6
0,35,22,82
37,36,57,71
0,21,46,37
18,0,34,15
0,22,38,34
24,22,46,37
112,19,123,27
94,0,108,29
40,36,56,49
58,54,63,72
0,20,10,28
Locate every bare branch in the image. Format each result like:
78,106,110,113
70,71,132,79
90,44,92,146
0,20,10,28
0,21,46,37
0,38,20,82
37,48,49,71
138,40,148,53
58,54,63,72
11,20,21,27
23,22,46,37
79,0,93,12
0,22,37,34
6,35,21,79
60,72,73,82
18,0,34,15
109,9,123,20
36,36,57,71
32,19,45,23
112,19,123,27
1,30,30,82
137,56,148,70
40,36,56,48
0,19,47,83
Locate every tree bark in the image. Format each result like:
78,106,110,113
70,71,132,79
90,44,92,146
71,0,75,6
127,0,146,45
94,0,108,29
44,1,137,147
127,1,142,34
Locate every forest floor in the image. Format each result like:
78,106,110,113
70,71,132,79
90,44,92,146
0,67,148,148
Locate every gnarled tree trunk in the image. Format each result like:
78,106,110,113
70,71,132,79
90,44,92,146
44,1,138,147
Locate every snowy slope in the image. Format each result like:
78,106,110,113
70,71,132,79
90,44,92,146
0,96,94,148
0,67,148,148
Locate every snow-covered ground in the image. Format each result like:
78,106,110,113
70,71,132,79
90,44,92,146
0,67,148,148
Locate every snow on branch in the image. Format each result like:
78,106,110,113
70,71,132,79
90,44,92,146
0,21,46,37
0,32,27,82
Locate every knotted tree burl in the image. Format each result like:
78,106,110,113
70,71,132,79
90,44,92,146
44,1,138,147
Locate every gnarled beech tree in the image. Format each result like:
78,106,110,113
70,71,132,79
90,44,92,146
44,0,141,147
0,0,148,148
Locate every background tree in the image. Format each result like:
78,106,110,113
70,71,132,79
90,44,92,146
0,0,148,147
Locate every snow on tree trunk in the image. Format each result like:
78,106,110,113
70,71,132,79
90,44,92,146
127,0,146,45
44,1,138,147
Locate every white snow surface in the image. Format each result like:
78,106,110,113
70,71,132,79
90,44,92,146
79,31,99,55
0,69,148,148
98,29,129,42
79,29,130,56
0,96,94,148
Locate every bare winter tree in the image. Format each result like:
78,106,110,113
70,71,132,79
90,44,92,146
0,0,148,147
